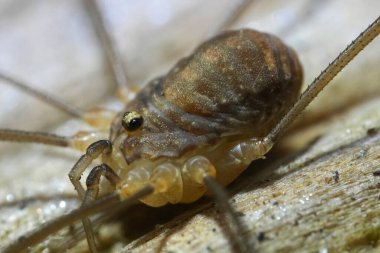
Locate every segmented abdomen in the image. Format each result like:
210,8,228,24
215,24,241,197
163,29,303,136
113,29,303,162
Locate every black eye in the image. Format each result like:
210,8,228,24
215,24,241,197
122,111,143,131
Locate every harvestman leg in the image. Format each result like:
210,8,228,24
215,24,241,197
210,0,253,37
1,186,154,253
68,140,120,252
80,2,259,252
81,0,134,102
203,14,380,253
77,1,259,251
0,0,137,125
0,0,152,251
265,16,380,144
0,73,84,118
196,2,265,252
0,2,378,253
227,17,380,174
203,176,252,253
222,18,380,252
0,0,139,252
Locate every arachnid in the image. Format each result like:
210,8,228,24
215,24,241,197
0,0,380,253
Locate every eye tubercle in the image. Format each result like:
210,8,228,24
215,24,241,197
122,111,143,132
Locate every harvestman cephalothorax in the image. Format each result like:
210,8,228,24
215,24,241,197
0,0,380,252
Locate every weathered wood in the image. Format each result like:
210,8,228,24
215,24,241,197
125,97,380,253
0,1,379,252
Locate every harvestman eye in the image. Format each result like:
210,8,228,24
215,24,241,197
0,1,379,253
122,111,143,131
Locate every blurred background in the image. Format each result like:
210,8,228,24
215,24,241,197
0,0,379,251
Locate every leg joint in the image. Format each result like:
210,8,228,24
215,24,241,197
86,140,112,157
86,164,120,189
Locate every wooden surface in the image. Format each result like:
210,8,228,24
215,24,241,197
125,99,380,253
0,1,379,252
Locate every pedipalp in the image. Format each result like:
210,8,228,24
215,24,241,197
0,1,379,253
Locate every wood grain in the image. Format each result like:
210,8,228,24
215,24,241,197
0,0,379,252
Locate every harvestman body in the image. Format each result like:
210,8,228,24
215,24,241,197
1,1,379,252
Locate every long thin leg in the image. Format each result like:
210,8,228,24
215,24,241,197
266,16,380,144
2,186,154,253
81,164,121,253
0,73,84,118
182,156,252,252
204,176,252,253
222,18,380,251
212,0,253,33
1,128,109,249
0,129,70,147
0,128,109,153
0,72,118,129
82,0,131,99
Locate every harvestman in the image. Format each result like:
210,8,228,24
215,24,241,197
0,1,379,252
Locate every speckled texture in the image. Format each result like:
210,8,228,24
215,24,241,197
0,0,379,252
113,29,302,163
124,97,380,253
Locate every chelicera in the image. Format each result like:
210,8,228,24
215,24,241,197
0,1,379,252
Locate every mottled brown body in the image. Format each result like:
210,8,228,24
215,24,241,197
111,29,302,165
2,2,379,252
